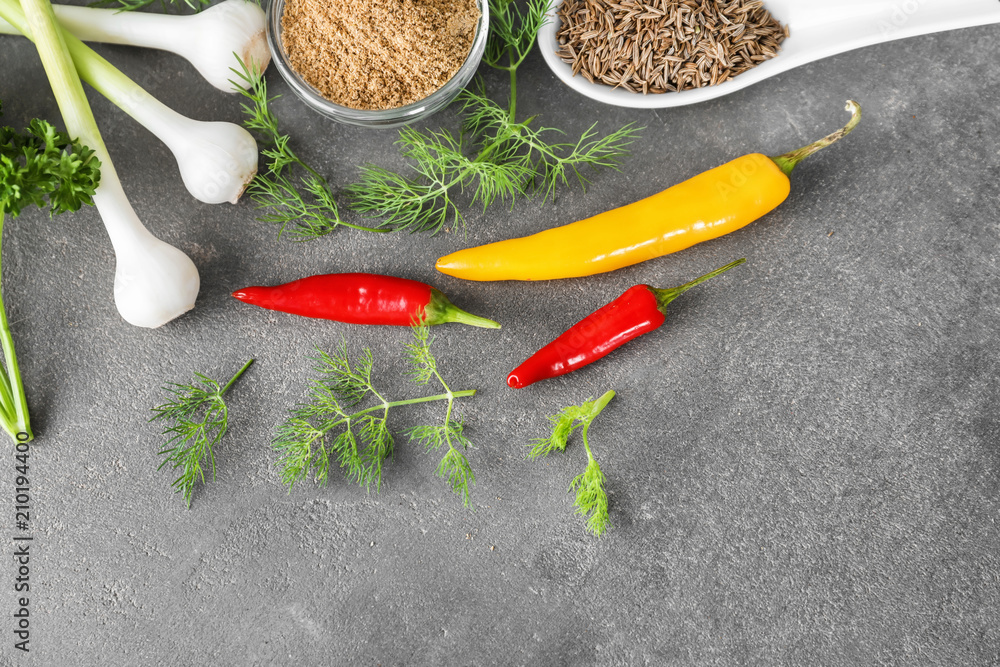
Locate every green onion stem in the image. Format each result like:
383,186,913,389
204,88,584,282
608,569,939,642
0,0,166,142
8,0,109,161
0,213,30,443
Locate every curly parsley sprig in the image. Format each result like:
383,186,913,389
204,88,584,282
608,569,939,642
529,390,615,536
274,324,478,506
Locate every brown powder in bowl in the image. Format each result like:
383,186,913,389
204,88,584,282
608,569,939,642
281,0,480,111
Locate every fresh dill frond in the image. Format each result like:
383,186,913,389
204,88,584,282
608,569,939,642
483,0,551,72
274,325,478,506
458,85,640,202
570,458,609,536
527,402,581,459
403,325,476,506
152,359,254,508
342,0,640,233
529,390,616,537
274,342,391,490
346,125,532,234
404,322,438,384
231,58,386,239
437,446,476,506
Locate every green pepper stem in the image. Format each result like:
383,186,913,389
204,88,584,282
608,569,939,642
770,101,862,177
425,289,501,329
651,258,746,314
442,309,501,329
771,100,861,176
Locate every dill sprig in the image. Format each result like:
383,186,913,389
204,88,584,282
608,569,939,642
152,359,255,508
403,324,476,505
231,59,387,240
529,390,615,536
346,125,532,233
343,0,642,234
273,325,478,506
459,84,639,203
482,0,550,117
485,0,548,68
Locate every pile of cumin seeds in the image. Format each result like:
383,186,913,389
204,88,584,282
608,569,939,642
555,0,788,94
281,0,480,111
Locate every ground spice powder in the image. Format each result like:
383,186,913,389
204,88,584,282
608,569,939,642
281,0,480,111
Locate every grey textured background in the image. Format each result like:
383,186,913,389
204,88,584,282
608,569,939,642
1,2,999,665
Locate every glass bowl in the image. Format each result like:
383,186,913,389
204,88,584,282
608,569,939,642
266,0,489,128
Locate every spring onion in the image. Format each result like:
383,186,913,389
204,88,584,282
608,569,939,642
0,0,269,94
13,0,200,328
0,0,258,205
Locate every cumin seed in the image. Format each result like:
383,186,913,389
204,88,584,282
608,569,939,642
555,0,787,95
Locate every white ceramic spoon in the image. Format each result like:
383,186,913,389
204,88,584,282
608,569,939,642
537,0,1000,108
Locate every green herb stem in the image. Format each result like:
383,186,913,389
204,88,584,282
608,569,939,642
0,213,30,443
305,390,474,438
220,358,255,395
508,48,518,122
579,389,614,462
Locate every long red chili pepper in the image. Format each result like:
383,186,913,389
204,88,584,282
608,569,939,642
506,259,745,388
232,273,500,328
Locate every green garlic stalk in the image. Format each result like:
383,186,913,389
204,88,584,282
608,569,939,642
0,0,269,94
11,0,200,328
0,0,258,205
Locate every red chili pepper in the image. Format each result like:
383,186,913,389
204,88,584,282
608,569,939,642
506,259,745,388
232,273,500,328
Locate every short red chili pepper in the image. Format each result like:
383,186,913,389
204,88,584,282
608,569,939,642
506,258,745,388
232,273,500,328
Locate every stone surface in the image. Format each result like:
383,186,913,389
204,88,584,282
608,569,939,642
0,5,999,666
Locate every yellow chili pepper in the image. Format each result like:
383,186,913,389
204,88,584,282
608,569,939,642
436,101,861,282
